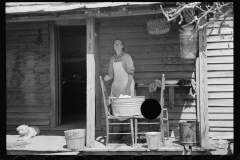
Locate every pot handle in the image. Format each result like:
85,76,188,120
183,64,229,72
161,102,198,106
189,124,196,132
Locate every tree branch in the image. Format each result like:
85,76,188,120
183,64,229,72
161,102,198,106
160,2,233,39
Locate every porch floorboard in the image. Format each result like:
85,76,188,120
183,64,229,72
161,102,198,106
6,134,215,155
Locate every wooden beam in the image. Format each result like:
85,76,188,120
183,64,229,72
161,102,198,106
7,7,175,22
55,19,86,26
95,22,101,130
198,12,209,149
49,22,57,128
86,16,96,148
8,14,86,22
92,7,173,18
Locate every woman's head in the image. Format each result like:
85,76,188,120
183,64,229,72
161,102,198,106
113,38,125,52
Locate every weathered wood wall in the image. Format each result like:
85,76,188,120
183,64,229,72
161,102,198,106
6,21,51,130
98,14,197,135
206,14,234,139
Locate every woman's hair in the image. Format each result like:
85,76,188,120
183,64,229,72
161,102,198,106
113,38,125,51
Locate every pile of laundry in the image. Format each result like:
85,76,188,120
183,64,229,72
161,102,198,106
148,79,162,93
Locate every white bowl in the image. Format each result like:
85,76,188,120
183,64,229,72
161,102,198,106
165,80,179,85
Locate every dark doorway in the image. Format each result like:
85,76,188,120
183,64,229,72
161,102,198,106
59,25,86,129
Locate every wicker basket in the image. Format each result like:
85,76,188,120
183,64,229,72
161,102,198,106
147,17,170,35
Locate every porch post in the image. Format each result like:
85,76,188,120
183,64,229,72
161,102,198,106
49,22,57,128
197,12,209,149
86,16,96,148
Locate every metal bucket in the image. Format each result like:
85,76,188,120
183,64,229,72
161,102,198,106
179,121,200,146
145,132,162,150
179,32,198,59
111,96,145,116
64,129,85,150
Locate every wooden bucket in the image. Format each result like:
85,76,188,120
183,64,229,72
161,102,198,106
64,129,85,150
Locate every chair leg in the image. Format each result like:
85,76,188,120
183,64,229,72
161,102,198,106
167,120,169,140
106,121,109,147
134,119,138,147
130,119,134,147
111,119,114,143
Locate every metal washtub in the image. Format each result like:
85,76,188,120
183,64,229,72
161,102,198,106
111,96,145,116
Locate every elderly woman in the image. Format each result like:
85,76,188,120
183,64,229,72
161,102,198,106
104,38,135,140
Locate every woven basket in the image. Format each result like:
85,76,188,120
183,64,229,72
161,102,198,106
147,17,170,35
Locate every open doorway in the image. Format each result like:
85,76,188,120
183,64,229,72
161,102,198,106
58,25,86,129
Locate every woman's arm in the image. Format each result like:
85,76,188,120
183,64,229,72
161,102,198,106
107,57,114,80
123,53,135,95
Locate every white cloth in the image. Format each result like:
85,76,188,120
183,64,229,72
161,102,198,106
111,61,135,97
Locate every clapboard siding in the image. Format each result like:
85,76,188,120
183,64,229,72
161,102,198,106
7,113,49,119
207,64,233,70
207,14,234,139
99,14,197,132
207,49,233,56
7,119,49,126
6,21,51,130
7,106,50,112
208,78,233,84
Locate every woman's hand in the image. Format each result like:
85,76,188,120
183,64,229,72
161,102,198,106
125,87,131,95
104,75,110,81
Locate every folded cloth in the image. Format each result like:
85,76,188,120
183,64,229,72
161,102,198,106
189,79,196,96
148,82,154,93
148,80,161,93
154,79,161,87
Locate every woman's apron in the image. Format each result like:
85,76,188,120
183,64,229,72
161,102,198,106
111,61,135,97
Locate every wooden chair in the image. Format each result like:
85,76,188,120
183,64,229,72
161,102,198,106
134,74,169,146
99,76,135,147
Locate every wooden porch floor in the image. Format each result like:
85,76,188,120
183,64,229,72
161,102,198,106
6,133,216,155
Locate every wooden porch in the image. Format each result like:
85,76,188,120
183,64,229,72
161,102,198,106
7,130,216,155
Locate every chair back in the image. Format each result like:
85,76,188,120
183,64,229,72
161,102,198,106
160,74,166,144
99,76,111,118
160,74,165,110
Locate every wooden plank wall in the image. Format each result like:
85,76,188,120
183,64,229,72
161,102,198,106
6,21,51,130
206,14,234,139
98,14,197,136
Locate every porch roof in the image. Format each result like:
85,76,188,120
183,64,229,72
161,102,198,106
6,2,171,14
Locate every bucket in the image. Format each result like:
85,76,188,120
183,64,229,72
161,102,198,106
111,96,145,116
179,121,200,145
64,129,85,150
145,132,162,150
